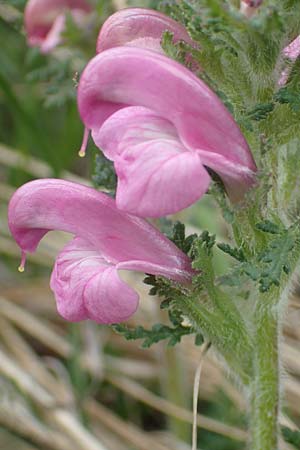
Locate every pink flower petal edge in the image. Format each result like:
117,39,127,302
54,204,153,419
279,35,300,85
8,179,193,324
96,7,197,54
24,0,92,53
77,46,256,216
283,35,300,61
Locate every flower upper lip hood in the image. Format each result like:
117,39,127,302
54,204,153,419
8,179,193,324
78,46,256,217
24,0,92,53
96,7,197,54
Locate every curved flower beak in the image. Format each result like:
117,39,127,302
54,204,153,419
24,0,92,53
78,47,256,216
96,7,197,54
8,179,193,323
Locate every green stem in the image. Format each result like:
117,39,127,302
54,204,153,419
179,296,252,384
250,292,279,450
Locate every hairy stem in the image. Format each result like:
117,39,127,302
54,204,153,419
179,296,252,384
250,293,279,450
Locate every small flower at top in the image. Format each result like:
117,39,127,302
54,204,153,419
278,35,300,85
77,7,200,159
240,0,263,17
24,0,92,53
96,7,198,55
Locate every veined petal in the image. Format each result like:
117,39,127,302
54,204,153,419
83,266,139,324
8,179,193,282
96,8,196,54
78,47,256,173
51,237,139,323
115,139,211,217
93,106,178,160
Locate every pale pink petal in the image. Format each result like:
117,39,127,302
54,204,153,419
96,8,196,54
279,35,300,86
115,139,210,217
84,266,139,324
93,106,178,160
125,37,163,53
117,260,194,283
283,35,300,60
94,102,211,217
8,179,193,282
50,237,108,321
94,106,253,207
50,237,138,323
40,13,66,53
78,47,256,173
240,0,263,17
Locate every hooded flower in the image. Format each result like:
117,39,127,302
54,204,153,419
96,7,197,55
77,46,256,217
24,0,92,53
8,179,193,324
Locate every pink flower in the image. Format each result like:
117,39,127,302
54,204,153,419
278,35,300,85
240,0,263,17
283,35,300,61
8,179,193,324
96,7,197,55
24,0,92,53
77,46,256,217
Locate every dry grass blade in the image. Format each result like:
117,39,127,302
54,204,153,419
0,392,72,450
85,399,170,450
0,296,71,357
50,410,108,450
0,318,71,404
0,143,89,185
192,343,210,450
112,0,128,10
0,182,14,201
107,374,248,442
0,346,55,408
0,347,108,450
0,295,248,442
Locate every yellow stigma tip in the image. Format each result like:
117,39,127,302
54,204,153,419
18,266,25,273
78,150,85,158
